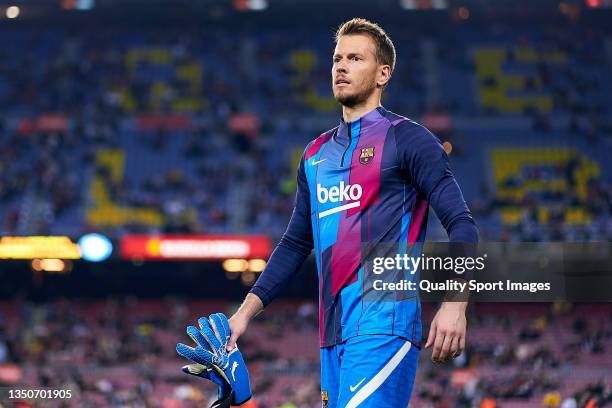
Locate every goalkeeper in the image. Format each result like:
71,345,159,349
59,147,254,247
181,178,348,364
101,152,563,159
221,18,478,408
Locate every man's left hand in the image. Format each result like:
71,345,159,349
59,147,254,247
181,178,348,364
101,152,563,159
425,302,467,363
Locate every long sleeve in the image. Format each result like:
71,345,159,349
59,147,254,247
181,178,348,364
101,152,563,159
395,121,478,243
249,153,314,306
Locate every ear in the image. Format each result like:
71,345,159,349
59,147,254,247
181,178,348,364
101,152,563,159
377,65,392,88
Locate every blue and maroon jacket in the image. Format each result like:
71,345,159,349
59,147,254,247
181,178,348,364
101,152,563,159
251,106,477,347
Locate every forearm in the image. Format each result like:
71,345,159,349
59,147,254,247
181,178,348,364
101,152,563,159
233,293,265,322
249,235,311,306
441,274,470,307
249,152,313,306
230,244,306,350
430,180,477,306
429,177,478,243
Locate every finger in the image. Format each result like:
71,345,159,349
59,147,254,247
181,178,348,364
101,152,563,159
438,332,453,362
176,343,201,364
226,332,238,352
450,335,460,358
182,364,207,376
460,335,466,352
425,320,437,348
187,325,207,348
198,317,222,351
177,342,217,367
209,313,230,345
431,330,445,362
195,345,221,367
216,313,231,338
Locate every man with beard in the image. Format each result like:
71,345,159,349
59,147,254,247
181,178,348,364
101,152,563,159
225,18,478,407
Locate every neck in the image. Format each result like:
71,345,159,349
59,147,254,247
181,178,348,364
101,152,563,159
342,93,382,123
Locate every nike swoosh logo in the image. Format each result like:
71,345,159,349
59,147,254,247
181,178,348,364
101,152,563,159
312,159,327,166
350,377,366,392
231,361,238,382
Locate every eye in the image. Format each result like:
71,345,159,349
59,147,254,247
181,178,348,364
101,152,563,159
351,56,360,61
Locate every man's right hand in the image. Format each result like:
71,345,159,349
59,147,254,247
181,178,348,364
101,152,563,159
226,293,264,351
176,313,253,406
227,314,249,351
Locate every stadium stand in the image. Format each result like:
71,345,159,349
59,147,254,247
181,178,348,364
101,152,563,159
0,300,610,407
0,6,610,407
0,22,610,242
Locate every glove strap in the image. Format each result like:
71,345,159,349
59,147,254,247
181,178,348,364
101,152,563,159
210,390,234,408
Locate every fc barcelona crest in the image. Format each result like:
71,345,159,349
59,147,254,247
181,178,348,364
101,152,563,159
359,146,375,165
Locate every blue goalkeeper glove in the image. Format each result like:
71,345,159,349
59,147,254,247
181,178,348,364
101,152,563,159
176,313,252,406
176,343,234,408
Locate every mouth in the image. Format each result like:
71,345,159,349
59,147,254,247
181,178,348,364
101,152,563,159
335,78,350,86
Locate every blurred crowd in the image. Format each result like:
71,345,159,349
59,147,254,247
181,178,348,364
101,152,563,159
0,299,610,407
471,157,612,242
0,21,611,241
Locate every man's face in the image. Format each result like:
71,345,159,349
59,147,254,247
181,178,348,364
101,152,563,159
332,34,380,108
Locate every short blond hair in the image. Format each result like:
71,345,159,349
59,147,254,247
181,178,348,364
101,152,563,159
335,18,396,75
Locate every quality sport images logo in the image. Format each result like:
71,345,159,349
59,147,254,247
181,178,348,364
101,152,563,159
317,181,363,218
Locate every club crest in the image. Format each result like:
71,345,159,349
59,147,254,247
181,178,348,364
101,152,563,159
359,146,375,165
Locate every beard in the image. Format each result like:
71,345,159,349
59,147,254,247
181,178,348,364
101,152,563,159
333,79,377,108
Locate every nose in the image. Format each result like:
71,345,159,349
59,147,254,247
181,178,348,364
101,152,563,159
335,59,348,74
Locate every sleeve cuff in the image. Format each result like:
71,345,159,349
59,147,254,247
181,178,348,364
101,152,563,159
249,286,271,308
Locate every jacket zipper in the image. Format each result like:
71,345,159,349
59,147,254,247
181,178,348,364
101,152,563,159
340,124,352,167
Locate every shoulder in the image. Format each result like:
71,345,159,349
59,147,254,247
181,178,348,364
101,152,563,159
382,111,439,142
304,126,337,160
382,113,442,151
383,113,446,168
